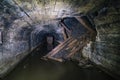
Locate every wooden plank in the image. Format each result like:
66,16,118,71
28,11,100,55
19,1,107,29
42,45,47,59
44,37,73,57
75,16,96,33
48,56,63,62
42,16,97,62
68,39,77,47
50,38,73,57
61,22,71,35
61,27,68,40
45,35,88,60
66,41,87,58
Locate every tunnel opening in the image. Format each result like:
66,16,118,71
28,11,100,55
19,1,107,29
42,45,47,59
0,10,104,80
0,0,120,80
40,32,60,56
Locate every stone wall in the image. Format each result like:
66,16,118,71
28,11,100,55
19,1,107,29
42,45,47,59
0,0,120,78
0,20,63,78
0,0,64,77
82,0,120,78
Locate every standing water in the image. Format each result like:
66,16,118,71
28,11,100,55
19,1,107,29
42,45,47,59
2,46,115,80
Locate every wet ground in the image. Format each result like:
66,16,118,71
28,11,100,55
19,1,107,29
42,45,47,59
1,46,116,80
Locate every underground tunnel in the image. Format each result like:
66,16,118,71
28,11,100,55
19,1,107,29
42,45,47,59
0,0,120,80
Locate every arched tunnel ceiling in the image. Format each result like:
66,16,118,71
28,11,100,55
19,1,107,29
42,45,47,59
0,0,106,25
0,0,120,78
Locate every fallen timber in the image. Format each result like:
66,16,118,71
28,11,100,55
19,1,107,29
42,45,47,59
43,16,96,62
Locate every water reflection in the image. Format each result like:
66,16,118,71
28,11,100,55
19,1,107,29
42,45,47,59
2,48,115,80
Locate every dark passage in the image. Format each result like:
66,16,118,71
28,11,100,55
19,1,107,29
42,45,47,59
2,46,115,80
0,0,120,80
